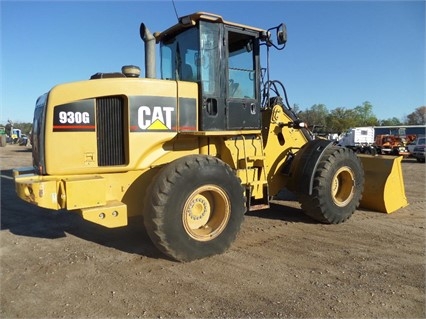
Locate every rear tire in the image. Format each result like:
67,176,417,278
144,155,246,261
298,147,364,224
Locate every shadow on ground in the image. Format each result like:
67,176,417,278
1,169,165,259
2,168,318,259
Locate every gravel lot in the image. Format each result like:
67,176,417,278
1,144,425,318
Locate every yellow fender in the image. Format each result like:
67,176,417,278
357,154,408,213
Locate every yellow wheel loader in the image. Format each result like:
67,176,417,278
13,12,407,261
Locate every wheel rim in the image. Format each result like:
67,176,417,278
331,166,355,207
182,185,230,241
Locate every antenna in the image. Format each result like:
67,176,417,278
172,0,179,21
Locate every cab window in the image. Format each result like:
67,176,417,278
228,32,255,99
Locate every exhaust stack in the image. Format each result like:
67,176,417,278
140,23,156,79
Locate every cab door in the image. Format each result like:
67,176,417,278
225,28,261,130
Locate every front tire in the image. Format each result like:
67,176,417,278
144,155,246,261
298,147,364,224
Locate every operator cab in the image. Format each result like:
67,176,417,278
156,12,266,131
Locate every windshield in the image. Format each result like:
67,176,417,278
159,22,221,97
160,27,199,82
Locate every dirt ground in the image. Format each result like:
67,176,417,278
1,144,425,318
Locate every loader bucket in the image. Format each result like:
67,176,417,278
357,154,408,213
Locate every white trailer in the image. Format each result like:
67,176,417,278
337,127,376,154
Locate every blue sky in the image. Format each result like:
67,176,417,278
1,0,424,124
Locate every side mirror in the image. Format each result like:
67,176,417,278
277,23,287,45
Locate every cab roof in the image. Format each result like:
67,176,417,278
155,12,267,42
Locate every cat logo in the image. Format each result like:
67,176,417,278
138,106,174,130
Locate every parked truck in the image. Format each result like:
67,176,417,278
406,136,426,162
407,136,425,155
13,12,407,261
337,127,377,154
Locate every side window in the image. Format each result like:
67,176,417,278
228,32,255,99
199,22,220,95
160,44,174,80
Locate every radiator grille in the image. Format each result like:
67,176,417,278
96,96,125,166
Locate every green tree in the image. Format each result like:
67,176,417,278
353,101,378,127
299,104,329,133
326,107,357,134
380,117,403,126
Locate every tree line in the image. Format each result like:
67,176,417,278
293,102,425,135
2,103,425,136
1,122,32,136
